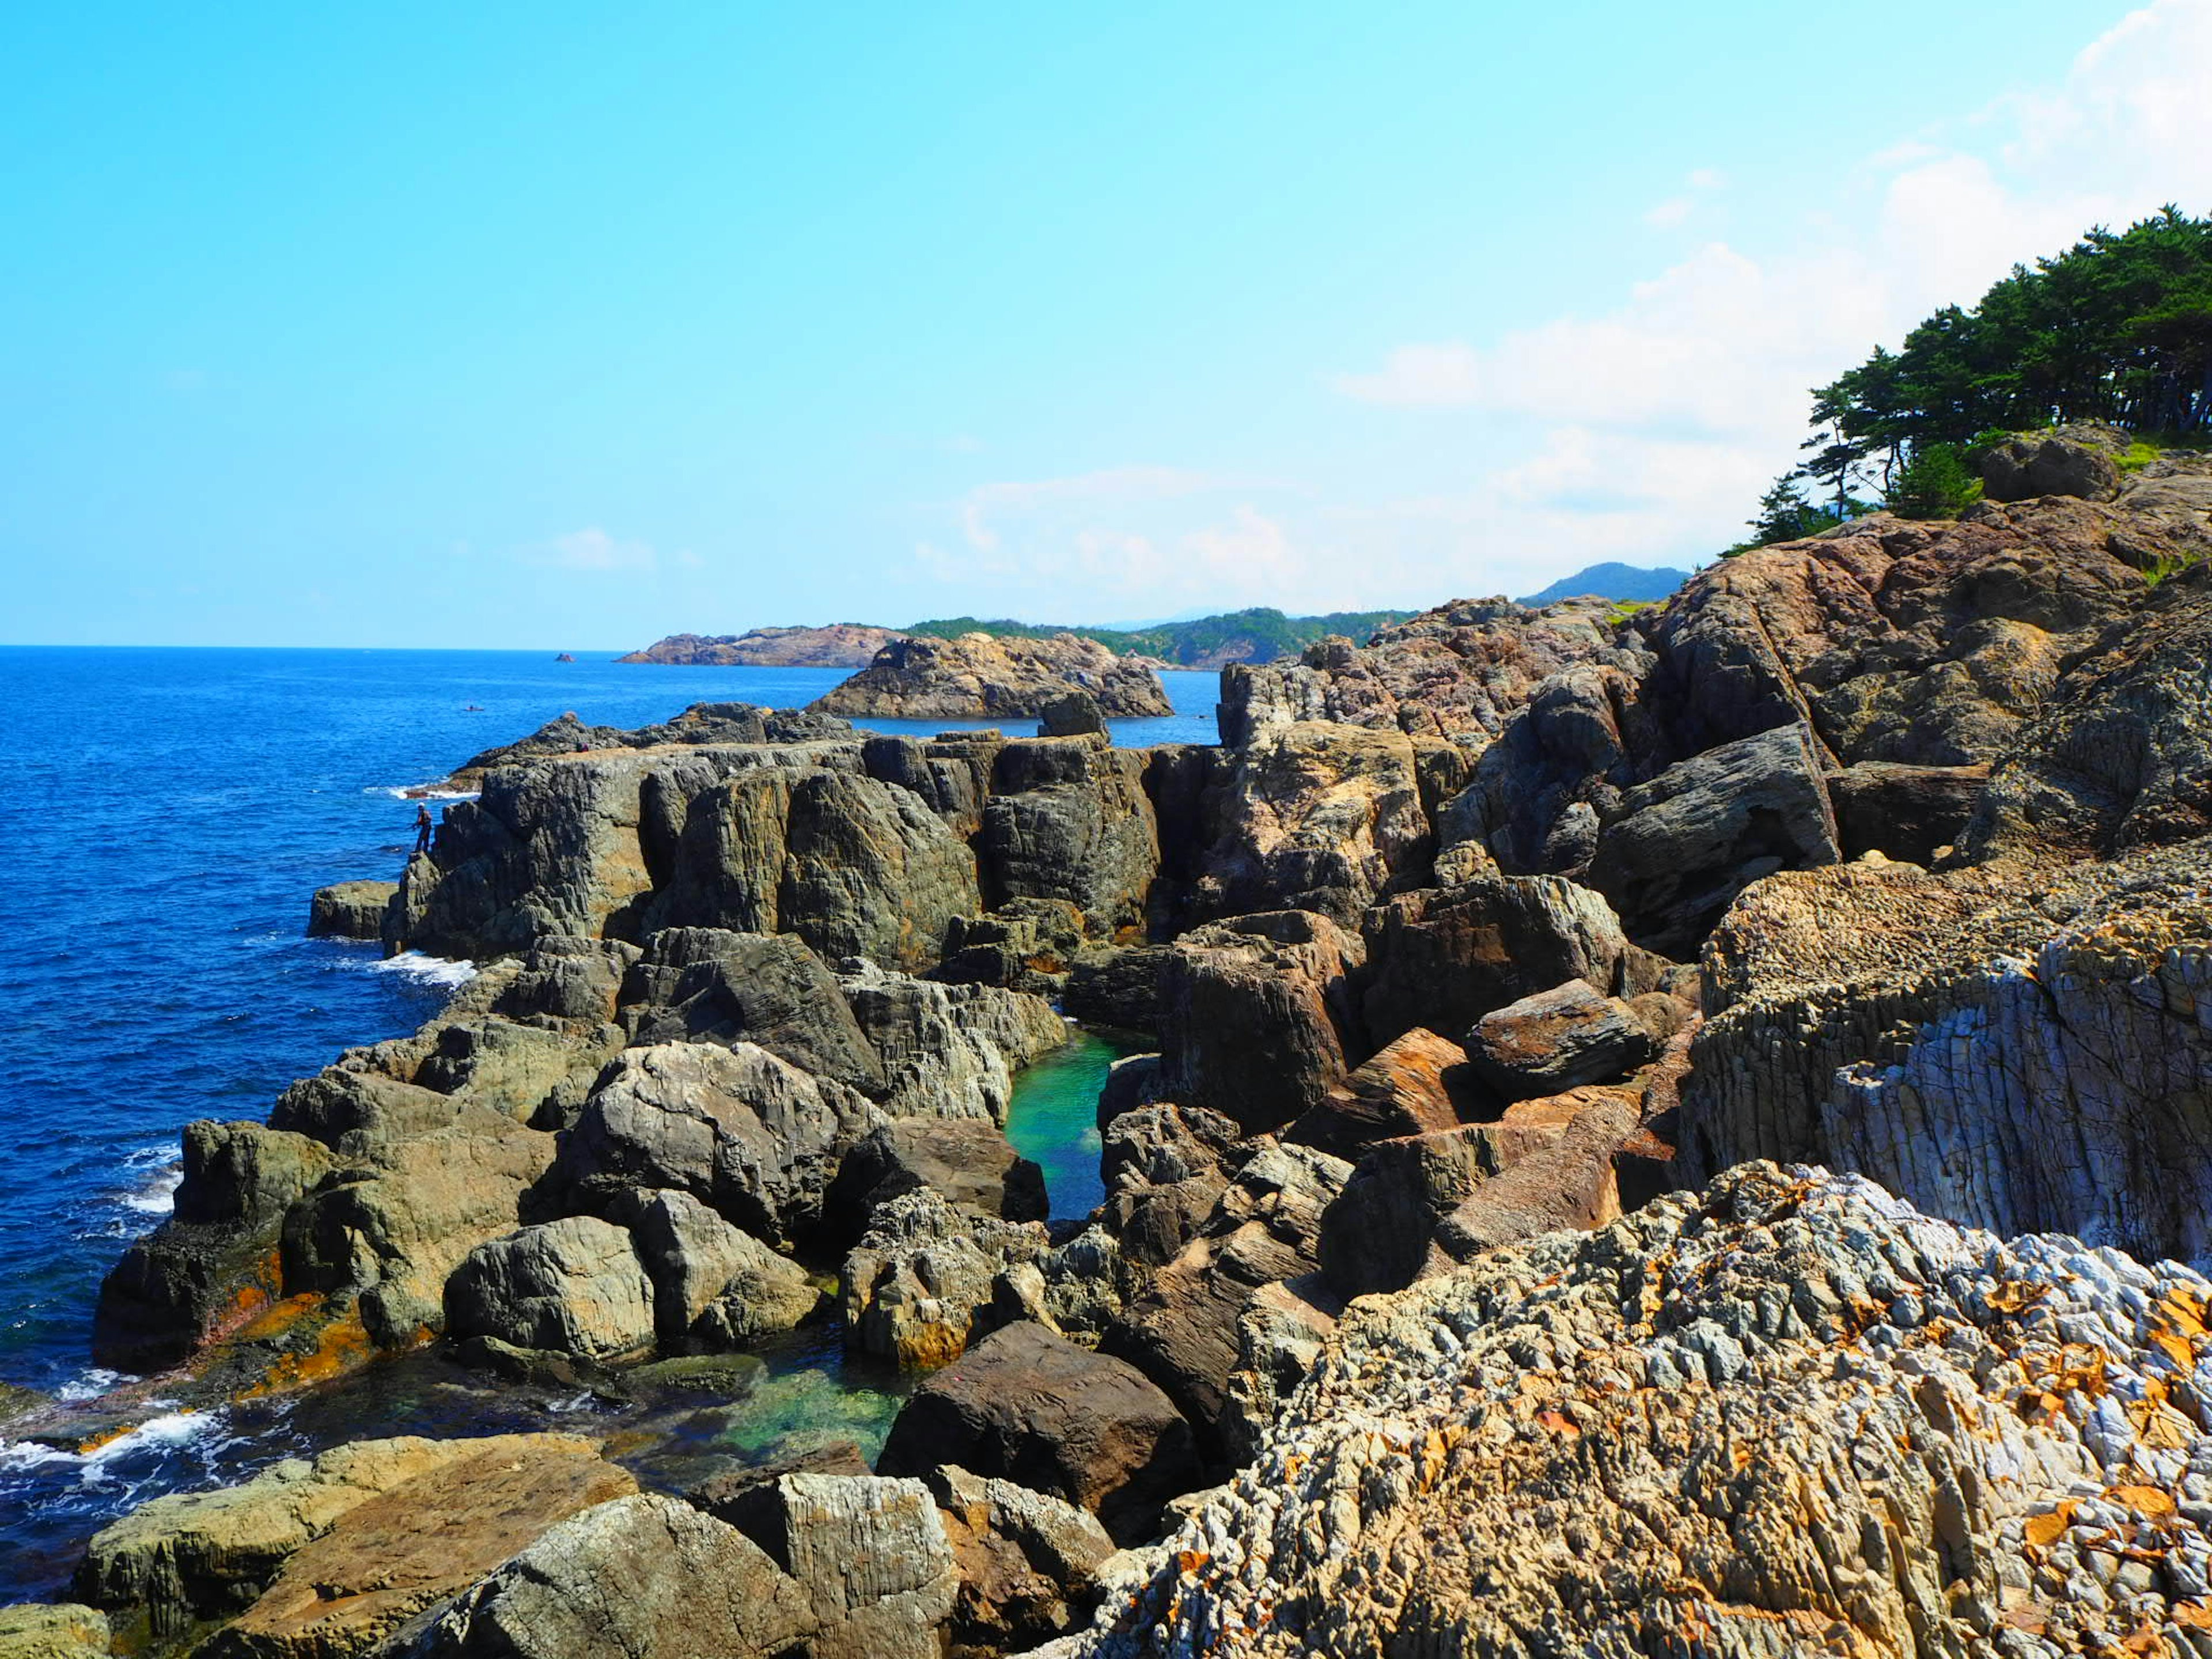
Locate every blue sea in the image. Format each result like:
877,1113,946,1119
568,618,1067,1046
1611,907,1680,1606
0,647,1213,1600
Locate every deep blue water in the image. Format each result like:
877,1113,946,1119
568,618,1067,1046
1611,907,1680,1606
0,647,1213,1599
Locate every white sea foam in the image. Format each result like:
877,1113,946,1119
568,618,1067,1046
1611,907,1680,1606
372,951,479,990
0,1408,222,1486
119,1145,183,1216
56,1368,129,1403
368,783,479,802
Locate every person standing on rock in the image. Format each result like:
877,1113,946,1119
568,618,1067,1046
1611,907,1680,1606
412,804,434,855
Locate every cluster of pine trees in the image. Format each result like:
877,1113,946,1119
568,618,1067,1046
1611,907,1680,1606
1738,207,2212,550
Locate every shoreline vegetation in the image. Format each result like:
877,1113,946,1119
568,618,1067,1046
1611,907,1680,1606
12,219,2212,1656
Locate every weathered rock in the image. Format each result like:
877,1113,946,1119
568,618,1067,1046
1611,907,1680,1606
1038,689,1107,737
382,1493,817,1659
546,1040,878,1251
620,1189,821,1351
1965,568,2212,860
1585,722,1840,956
75,1435,625,1652
1107,1141,1351,1434
1679,840,2212,1262
1058,1164,2212,1656
308,881,397,941
1979,422,2124,502
1099,1103,1241,1269
1156,911,1364,1134
0,1604,109,1659
924,1464,1116,1654
878,1321,1200,1545
841,1188,1050,1366
1196,721,1434,923
619,928,886,1094
1356,875,1639,1051
933,898,1088,995
1217,1280,1340,1467
840,961,1069,1123
714,1473,960,1659
619,623,900,666
1464,979,1657,1101
1060,946,1170,1035
813,632,1171,719
1215,597,1638,745
977,739,1162,932
829,1119,1048,1229
1826,759,1989,862
775,770,984,969
442,1217,656,1362
1284,1027,1472,1158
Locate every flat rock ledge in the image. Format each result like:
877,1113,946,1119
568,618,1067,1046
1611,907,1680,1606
1043,1162,2212,1657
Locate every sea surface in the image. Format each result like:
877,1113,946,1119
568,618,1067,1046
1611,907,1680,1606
0,646,1212,1600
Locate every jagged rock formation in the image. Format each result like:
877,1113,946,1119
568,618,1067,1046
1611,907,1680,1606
1051,1164,2212,1656
1680,837,2212,1263
1217,597,1638,746
813,633,1172,720
618,624,900,666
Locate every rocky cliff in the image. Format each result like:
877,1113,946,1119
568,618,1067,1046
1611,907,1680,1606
47,426,2212,1658
813,634,1173,720
617,626,900,667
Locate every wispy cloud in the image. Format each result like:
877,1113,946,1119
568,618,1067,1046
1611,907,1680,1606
525,527,659,573
1330,342,1482,407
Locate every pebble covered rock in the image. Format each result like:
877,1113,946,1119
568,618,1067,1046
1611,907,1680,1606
1055,1162,2212,1656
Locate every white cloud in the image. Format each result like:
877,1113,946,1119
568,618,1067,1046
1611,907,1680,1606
1330,342,1482,406
529,527,658,573
1314,0,2212,597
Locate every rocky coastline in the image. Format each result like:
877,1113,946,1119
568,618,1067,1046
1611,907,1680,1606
9,427,2212,1657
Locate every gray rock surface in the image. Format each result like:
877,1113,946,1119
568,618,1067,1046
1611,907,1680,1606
442,1217,656,1361
308,881,397,941
1464,979,1657,1101
813,632,1171,719
620,1189,821,1351
841,1188,1050,1366
377,1493,816,1659
878,1321,1201,1545
1058,1163,2212,1655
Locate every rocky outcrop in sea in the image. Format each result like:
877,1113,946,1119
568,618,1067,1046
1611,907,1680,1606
618,626,901,668
22,426,2212,1658
812,633,1173,721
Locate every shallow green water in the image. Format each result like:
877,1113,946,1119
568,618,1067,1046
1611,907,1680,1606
1003,1027,1136,1221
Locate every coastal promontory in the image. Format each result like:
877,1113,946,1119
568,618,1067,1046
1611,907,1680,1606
617,625,899,667
810,632,1172,720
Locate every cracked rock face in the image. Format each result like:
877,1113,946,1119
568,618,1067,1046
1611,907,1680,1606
1057,1163,2212,1657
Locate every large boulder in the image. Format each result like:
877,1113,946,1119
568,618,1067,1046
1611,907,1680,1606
828,1119,1048,1229
839,961,1069,1123
620,1189,821,1351
878,1321,1200,1545
546,1040,879,1249
925,1464,1116,1653
1284,1027,1473,1159
712,1473,961,1659
1197,720,1434,923
1978,424,2124,502
1356,876,1641,1051
385,1494,817,1659
977,738,1162,932
307,881,396,941
840,1188,1049,1366
1156,911,1365,1134
442,1217,656,1362
619,929,886,1094
0,1605,109,1659
75,1435,630,1654
1464,980,1657,1102
1585,723,1840,956
1099,1103,1241,1270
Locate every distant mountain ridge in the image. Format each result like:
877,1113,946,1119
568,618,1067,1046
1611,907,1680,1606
1513,562,1691,608
620,607,1418,671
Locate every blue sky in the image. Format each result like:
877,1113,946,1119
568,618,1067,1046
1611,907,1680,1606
6,0,2208,647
